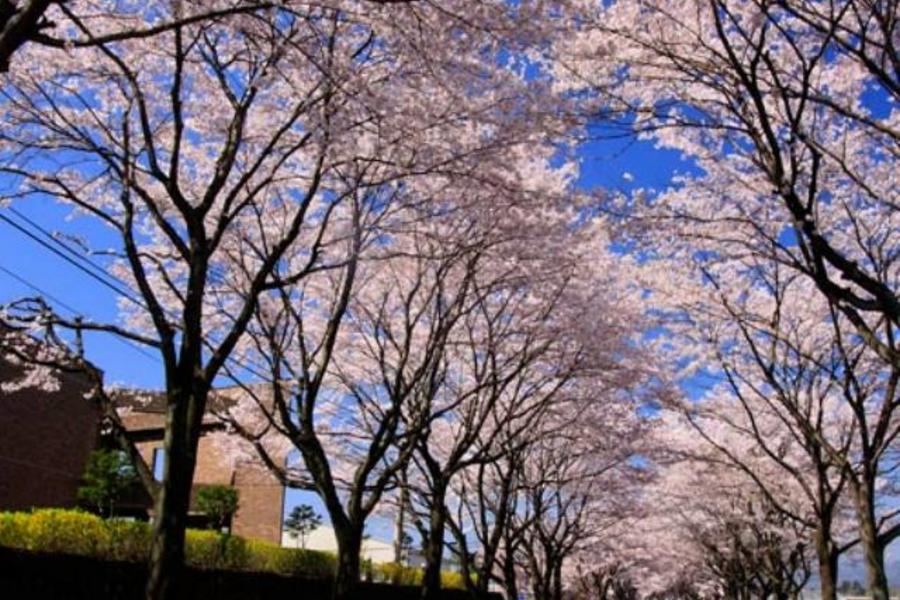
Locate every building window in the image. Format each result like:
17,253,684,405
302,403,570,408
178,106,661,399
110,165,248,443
152,448,166,481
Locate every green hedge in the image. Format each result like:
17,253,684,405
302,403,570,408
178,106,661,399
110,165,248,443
373,562,466,590
0,509,335,577
376,561,423,586
0,509,466,588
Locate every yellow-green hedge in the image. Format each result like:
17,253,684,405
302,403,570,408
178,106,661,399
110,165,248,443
0,509,466,587
373,562,466,590
439,570,466,590
376,561,423,586
0,509,334,577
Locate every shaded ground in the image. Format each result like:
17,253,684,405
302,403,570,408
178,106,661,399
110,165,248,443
0,547,498,600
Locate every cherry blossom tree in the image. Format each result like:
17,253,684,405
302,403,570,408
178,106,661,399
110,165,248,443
410,255,589,598
571,562,639,600
216,214,500,597
600,436,814,600
516,419,646,600
631,257,861,598
0,2,578,599
0,1,291,72
393,212,649,599
208,157,588,588
667,459,812,599
556,1,900,596
437,345,648,600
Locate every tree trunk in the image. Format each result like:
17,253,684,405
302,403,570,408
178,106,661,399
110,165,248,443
552,561,562,600
533,574,551,600
813,525,838,600
854,481,890,600
393,473,408,564
421,483,448,600
504,576,519,600
145,394,203,600
332,522,363,600
448,524,478,597
502,549,518,600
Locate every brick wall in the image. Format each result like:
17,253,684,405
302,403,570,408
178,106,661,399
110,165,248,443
231,463,284,543
0,360,101,512
128,410,285,545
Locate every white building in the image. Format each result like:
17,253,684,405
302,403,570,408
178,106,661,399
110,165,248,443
282,525,395,564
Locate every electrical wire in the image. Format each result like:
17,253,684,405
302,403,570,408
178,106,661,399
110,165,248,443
0,262,162,364
0,207,278,382
7,206,119,287
0,212,146,309
2,207,378,428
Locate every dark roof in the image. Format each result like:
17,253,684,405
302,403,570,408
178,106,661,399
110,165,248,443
110,389,169,413
112,388,238,414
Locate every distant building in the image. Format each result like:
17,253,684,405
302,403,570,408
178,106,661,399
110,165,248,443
115,389,286,544
0,346,287,545
281,525,397,563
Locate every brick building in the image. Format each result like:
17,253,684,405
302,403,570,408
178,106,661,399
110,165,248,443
115,389,286,544
0,356,103,512
0,351,286,545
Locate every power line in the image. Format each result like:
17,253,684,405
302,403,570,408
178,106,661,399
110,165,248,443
7,206,116,285
6,206,231,304
1,208,277,381
0,212,146,309
1,208,375,447
2,257,373,435
0,262,162,364
0,207,389,430
0,263,82,315
0,211,165,366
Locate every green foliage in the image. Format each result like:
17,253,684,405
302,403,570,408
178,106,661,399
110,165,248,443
195,485,239,532
243,539,336,578
0,509,334,577
76,450,138,518
283,504,322,549
0,509,112,556
106,519,152,561
374,562,466,590
0,509,464,586
184,529,251,570
439,570,467,590
377,562,422,586
361,557,375,581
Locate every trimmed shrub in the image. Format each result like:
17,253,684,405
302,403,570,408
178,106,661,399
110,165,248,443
0,509,462,587
374,561,466,590
184,530,251,571
194,485,239,532
244,539,336,578
440,570,467,590
377,562,422,586
0,509,112,556
0,511,29,549
0,509,334,577
106,519,152,562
